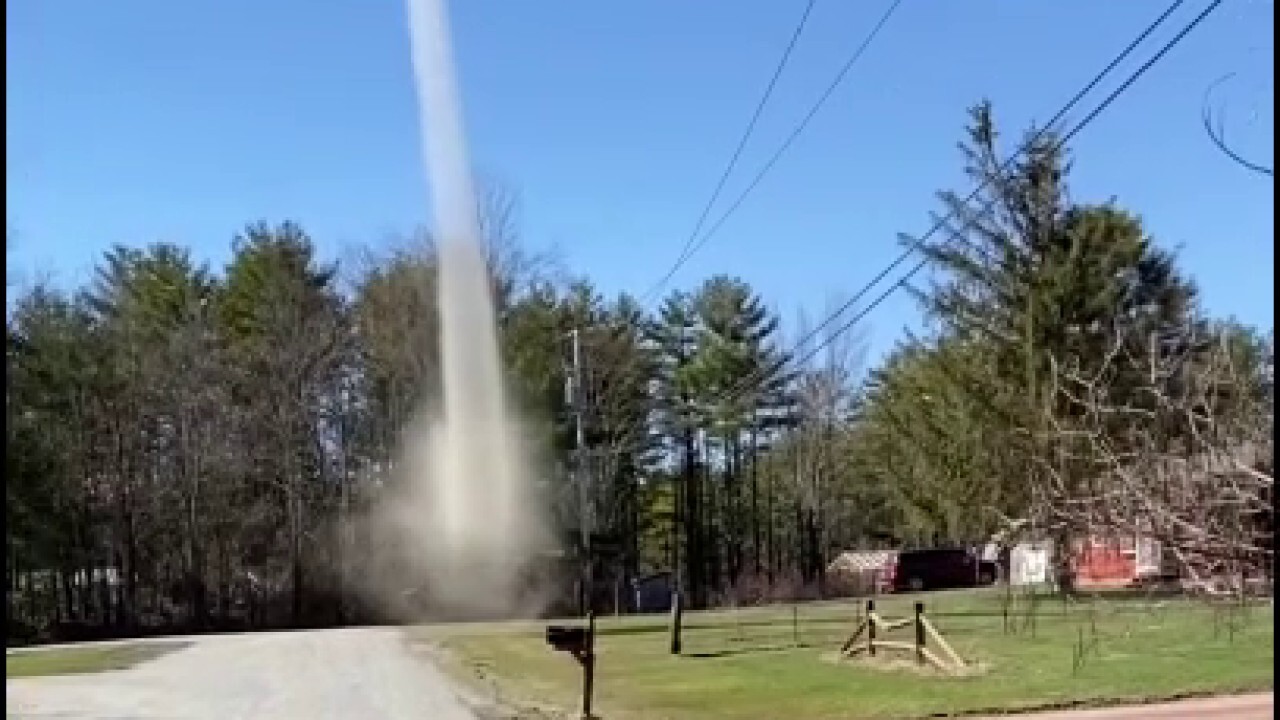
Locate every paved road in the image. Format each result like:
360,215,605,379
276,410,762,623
975,692,1274,719
7,628,477,720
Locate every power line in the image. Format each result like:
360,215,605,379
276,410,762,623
570,2,819,420
640,0,818,307
1201,72,1276,177
757,0,1189,392
717,0,1219,411
642,0,905,303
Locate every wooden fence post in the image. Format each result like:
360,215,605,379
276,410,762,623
914,602,925,665
866,599,876,657
583,611,596,720
668,587,682,655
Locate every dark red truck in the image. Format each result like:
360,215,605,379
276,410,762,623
886,547,998,593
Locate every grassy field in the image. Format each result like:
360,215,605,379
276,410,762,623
410,588,1273,719
6,640,187,678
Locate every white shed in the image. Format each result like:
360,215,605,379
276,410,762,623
1008,541,1054,586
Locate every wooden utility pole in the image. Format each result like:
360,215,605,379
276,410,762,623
568,328,593,616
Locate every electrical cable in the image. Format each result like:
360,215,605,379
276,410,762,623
642,0,905,302
641,0,820,307
716,0,1216,411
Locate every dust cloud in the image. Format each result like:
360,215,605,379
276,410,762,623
349,0,555,623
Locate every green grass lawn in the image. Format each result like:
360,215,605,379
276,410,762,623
6,640,187,678
410,588,1273,720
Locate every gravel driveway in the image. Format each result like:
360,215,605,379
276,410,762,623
9,630,1267,720
7,628,476,720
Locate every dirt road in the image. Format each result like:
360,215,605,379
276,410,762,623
6,628,476,720
975,692,1274,719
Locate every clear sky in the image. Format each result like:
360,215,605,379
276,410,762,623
7,1,1274,363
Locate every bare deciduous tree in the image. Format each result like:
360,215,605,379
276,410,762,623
1037,322,1273,595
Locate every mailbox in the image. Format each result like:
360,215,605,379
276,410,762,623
546,616,597,719
546,624,590,653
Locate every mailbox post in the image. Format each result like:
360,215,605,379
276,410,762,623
545,611,596,719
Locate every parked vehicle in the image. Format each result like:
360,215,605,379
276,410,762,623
887,548,997,593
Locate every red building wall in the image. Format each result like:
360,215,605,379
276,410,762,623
1070,537,1139,588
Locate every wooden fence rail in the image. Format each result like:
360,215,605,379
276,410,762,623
839,599,967,674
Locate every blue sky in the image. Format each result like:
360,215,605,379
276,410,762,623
7,1,1274,363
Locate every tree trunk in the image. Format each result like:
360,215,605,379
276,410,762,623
25,568,38,623
291,554,304,626
6,552,16,629
78,514,94,623
766,456,776,582
750,428,761,575
701,435,720,598
123,508,139,631
186,497,208,629
721,433,736,587
681,423,701,608
106,550,120,625
290,480,305,626
805,509,823,593
794,428,807,581
59,565,75,625
336,384,351,625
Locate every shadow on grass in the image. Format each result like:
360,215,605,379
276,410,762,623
683,643,809,659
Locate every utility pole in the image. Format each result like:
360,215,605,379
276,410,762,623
568,328,593,616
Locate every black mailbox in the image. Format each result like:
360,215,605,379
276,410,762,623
546,617,597,718
546,625,590,653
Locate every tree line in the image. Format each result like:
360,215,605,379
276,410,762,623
7,103,1272,642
